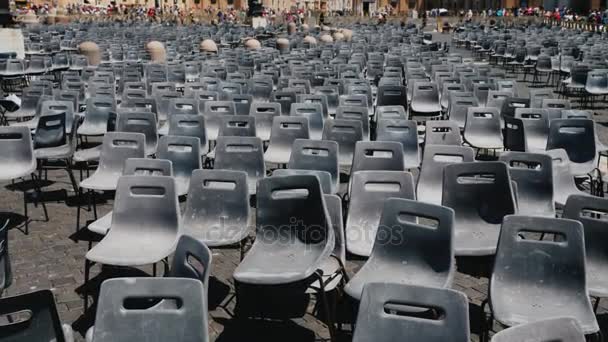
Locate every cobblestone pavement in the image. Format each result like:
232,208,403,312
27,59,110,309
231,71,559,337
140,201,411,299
3,31,608,342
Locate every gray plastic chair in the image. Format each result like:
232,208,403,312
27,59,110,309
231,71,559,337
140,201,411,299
501,97,530,118
463,107,503,149
376,84,407,108
203,100,236,141
156,135,201,196
87,158,174,236
249,102,281,142
346,171,415,257
271,90,296,116
425,120,462,146
79,132,146,191
322,119,363,171
353,283,470,342
182,169,251,246
289,139,339,194
228,93,253,116
441,82,465,110
448,95,478,129
345,198,455,300
168,114,209,156
335,106,369,140
442,162,516,256
233,174,334,284
417,145,475,205
514,108,550,152
529,88,555,108
78,97,116,137
0,126,37,182
84,176,181,308
264,116,310,165
351,141,405,175
411,82,442,118
158,98,199,135
297,94,330,119
214,136,265,194
546,119,597,176
89,278,207,342
486,90,514,109
490,317,586,342
489,215,599,336
376,119,420,169
116,111,158,156
4,87,44,120
542,99,571,120
376,105,408,121
563,195,608,300
499,152,555,217
545,149,588,208
290,103,324,140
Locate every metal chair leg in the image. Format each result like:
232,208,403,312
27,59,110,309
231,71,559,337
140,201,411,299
315,271,337,342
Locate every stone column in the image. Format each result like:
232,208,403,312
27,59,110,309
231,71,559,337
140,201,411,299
399,0,407,14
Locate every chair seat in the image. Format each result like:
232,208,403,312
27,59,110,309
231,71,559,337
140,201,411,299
306,256,342,293
264,148,291,165
86,227,179,266
184,214,251,247
77,122,107,136
492,290,599,334
73,145,101,162
79,171,122,191
9,117,38,130
34,144,72,160
455,222,501,256
4,108,34,119
465,135,503,149
0,160,36,181
411,102,442,113
88,211,112,235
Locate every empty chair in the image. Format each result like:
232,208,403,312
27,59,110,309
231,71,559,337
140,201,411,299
488,215,599,336
250,102,281,141
264,116,310,165
0,290,74,342
425,120,463,146
84,176,181,309
346,171,415,256
441,82,465,110
545,149,588,207
473,83,493,106
376,119,420,169
290,103,324,140
491,318,586,342
351,141,404,175
486,90,513,109
229,93,253,116
345,198,455,300
78,97,116,137
298,94,329,118
335,106,369,140
203,101,236,141
168,114,209,156
40,100,75,134
4,87,44,121
563,195,608,301
410,82,441,118
215,136,265,194
352,283,470,342
218,115,256,137
529,88,555,108
376,84,407,108
463,107,503,149
116,111,158,156
87,158,173,236
515,108,550,152
376,105,408,121
499,152,555,217
501,97,530,118
271,90,296,116
442,162,516,256
542,99,571,120
233,175,335,337
289,139,339,194
448,95,479,128
182,169,251,246
156,135,201,196
322,119,364,171
88,278,207,342
417,146,474,206
546,119,596,176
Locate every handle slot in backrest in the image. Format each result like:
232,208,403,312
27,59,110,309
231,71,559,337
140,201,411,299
296,107,317,114
473,111,494,118
364,182,401,192
430,126,452,133
558,126,586,134
455,100,474,106
456,173,496,184
280,122,302,129
227,120,249,128
581,207,608,221
271,188,310,200
383,302,446,320
508,160,541,170
0,309,33,326
302,147,329,156
126,118,152,126
384,90,402,96
176,104,194,110
49,105,68,111
516,229,566,243
133,168,165,176
112,139,139,148
364,149,394,158
225,144,255,152
0,133,23,140
167,144,193,153
385,125,409,133
204,180,237,190
94,102,113,108
509,102,527,108
397,212,439,228
123,296,182,310
432,154,463,163
177,120,199,127
547,102,566,108
304,98,321,104
129,186,166,196
520,113,541,119
211,105,230,112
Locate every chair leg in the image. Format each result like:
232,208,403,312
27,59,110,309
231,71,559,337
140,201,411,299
594,297,601,313
83,258,92,311
65,159,79,195
315,271,337,342
31,173,48,222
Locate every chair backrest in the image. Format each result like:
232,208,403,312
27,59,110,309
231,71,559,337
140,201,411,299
98,132,146,176
214,136,265,181
168,114,207,152
491,215,586,312
268,115,310,149
92,278,207,342
122,158,172,177
336,106,369,140
486,90,514,109
289,139,339,187
542,99,571,120
529,88,555,108
271,90,296,115
503,116,525,152
376,105,408,121
442,161,516,226
322,119,363,166
167,98,198,116
290,103,324,140
116,112,158,154
351,141,404,174
490,317,586,342
377,84,407,108
501,97,530,118
448,95,478,128
546,119,596,164
0,290,68,342
376,119,419,168
156,135,201,180
353,283,469,342
346,171,416,256
425,120,462,146
171,231,213,292
34,112,67,149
